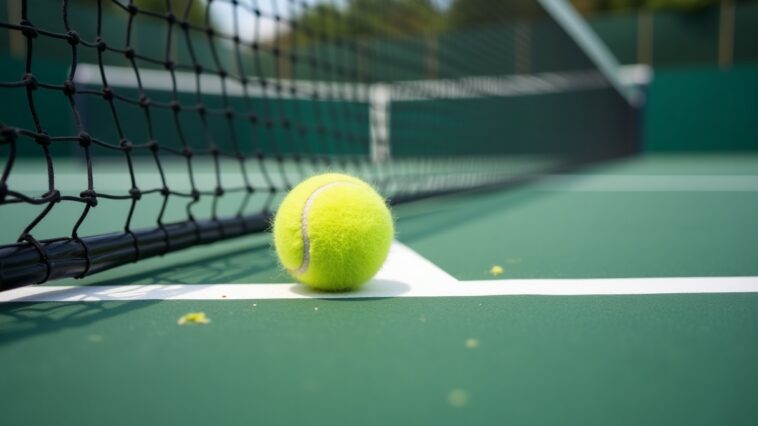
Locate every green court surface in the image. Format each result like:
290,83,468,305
2,153,758,425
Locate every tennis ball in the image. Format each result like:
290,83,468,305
273,173,394,292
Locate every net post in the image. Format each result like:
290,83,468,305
637,9,654,66
718,0,736,70
6,1,23,57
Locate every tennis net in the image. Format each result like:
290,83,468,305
0,0,641,289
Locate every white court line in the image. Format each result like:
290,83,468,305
1,242,757,302
534,174,758,192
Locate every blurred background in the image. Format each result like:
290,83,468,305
2,0,756,156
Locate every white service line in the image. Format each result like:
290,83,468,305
535,174,758,192
1,242,758,302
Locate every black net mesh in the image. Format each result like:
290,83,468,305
0,0,639,289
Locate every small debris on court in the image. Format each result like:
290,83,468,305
177,312,211,325
447,389,469,407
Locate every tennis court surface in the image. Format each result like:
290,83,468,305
2,1,757,425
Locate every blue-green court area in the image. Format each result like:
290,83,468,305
2,153,758,425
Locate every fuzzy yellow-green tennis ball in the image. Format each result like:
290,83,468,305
273,173,394,292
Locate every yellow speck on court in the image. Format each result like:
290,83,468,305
490,265,504,276
177,312,211,325
465,338,479,349
447,389,469,407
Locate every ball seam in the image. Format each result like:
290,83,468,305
294,180,362,275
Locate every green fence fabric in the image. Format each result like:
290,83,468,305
644,64,758,151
